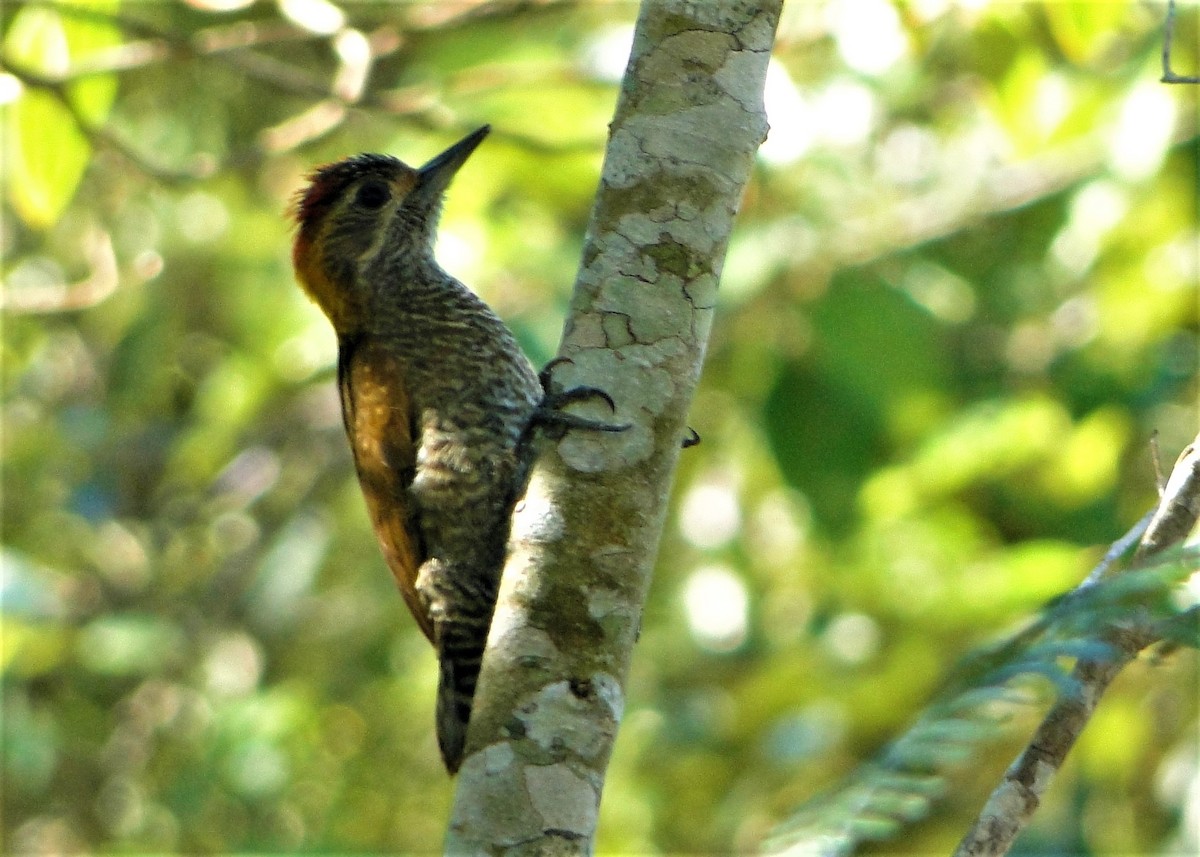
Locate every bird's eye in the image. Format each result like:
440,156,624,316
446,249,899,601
355,180,391,209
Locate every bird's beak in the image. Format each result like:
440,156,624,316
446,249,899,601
417,125,490,197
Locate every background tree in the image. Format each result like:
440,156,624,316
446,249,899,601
2,1,1196,854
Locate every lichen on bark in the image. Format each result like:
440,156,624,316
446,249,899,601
445,2,783,853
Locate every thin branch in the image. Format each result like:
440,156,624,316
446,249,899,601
953,431,1200,857
808,117,1199,276
0,59,217,183
22,0,321,74
0,228,124,313
1162,0,1200,84
1135,440,1200,560
1079,508,1154,588
2,0,605,179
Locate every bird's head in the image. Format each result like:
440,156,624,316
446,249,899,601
290,125,490,334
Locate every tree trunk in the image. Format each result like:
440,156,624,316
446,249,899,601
445,1,782,852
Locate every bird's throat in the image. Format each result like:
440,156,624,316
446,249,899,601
293,233,358,334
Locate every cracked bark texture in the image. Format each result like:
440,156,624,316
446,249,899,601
444,1,781,853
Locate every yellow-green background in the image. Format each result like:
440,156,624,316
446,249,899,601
2,1,1196,853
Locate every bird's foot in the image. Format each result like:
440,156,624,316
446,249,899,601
534,357,631,435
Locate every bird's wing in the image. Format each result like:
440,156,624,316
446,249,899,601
338,338,435,643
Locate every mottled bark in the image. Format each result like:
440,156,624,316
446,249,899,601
445,1,782,853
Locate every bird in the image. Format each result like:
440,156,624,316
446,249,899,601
290,125,624,773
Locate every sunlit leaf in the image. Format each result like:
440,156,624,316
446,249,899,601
2,2,119,228
1042,2,1127,65
4,90,90,228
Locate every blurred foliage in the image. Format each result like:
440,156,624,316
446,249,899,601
765,545,1200,856
1,1,1197,854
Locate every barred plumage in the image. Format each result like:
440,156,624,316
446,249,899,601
292,126,542,772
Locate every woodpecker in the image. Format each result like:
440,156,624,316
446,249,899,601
291,126,622,773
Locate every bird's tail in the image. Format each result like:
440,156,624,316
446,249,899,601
435,619,488,774
419,552,503,774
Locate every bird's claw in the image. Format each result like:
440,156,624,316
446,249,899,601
534,357,629,436
543,384,617,415
538,356,574,395
533,407,631,434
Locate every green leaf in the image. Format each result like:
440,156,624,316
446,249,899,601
4,89,91,228
61,0,121,127
1043,2,1126,65
4,6,69,72
3,2,120,228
